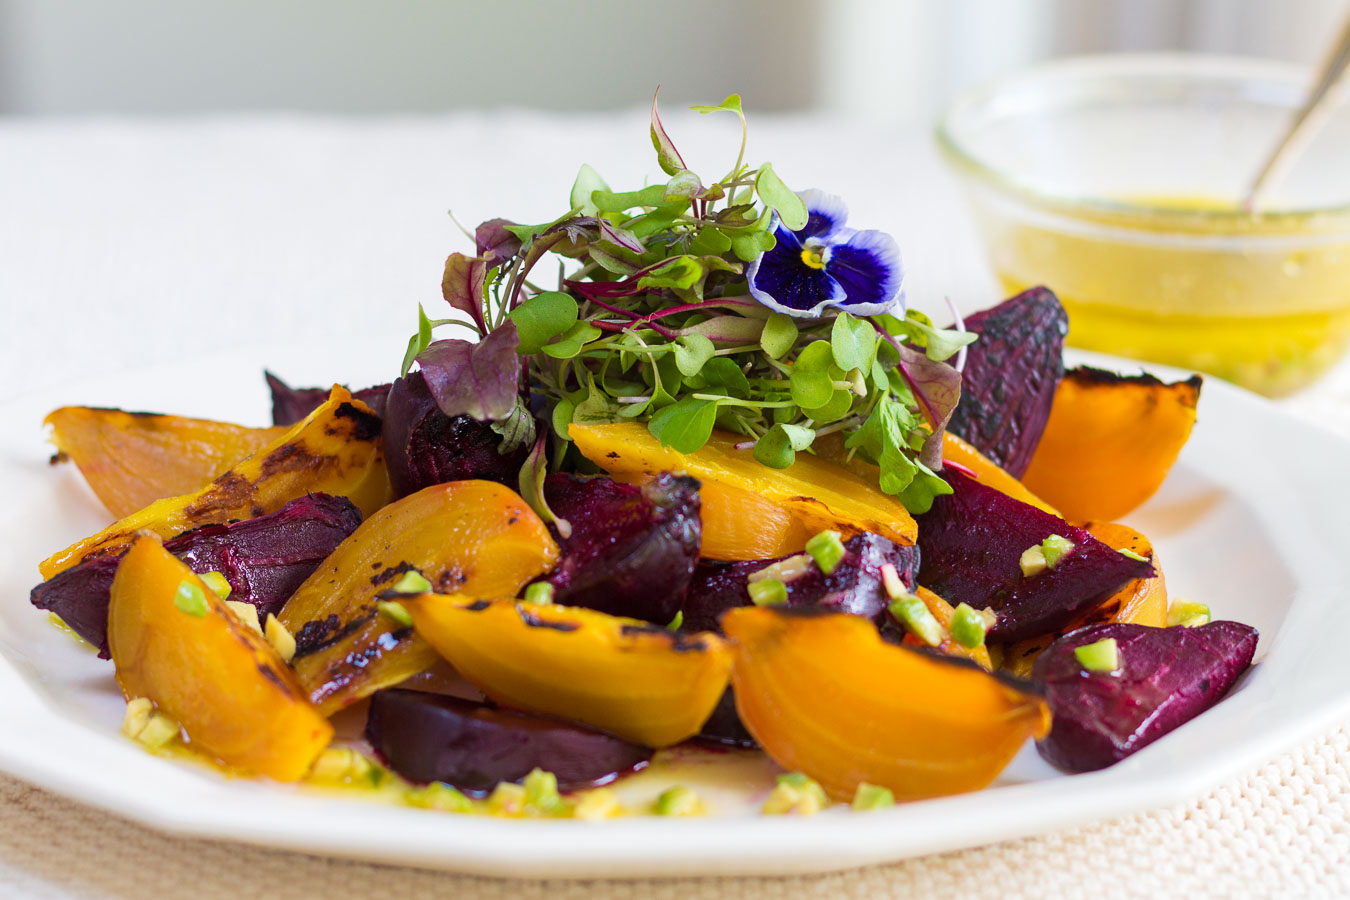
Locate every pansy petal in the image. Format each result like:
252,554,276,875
796,189,850,241
824,228,905,316
747,239,846,317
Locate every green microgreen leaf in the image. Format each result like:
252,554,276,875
700,358,752,397
551,397,576,440
639,256,703,292
672,334,716,377
541,321,603,359
508,291,579,355
789,340,836,409
401,303,435,377
753,422,815,468
519,433,571,538
677,315,764,344
755,163,808,231
573,377,620,426
804,389,853,423
689,94,744,117
570,164,610,216
592,185,668,212
489,395,537,454
647,397,717,453
689,226,732,256
900,309,978,362
761,313,798,359
831,312,878,373
665,169,703,201
731,226,776,262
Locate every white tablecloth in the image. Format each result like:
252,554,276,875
3,111,1350,898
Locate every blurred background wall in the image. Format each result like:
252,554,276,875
1,0,1347,121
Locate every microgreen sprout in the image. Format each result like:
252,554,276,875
400,92,973,523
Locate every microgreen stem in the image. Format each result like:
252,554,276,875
690,394,796,409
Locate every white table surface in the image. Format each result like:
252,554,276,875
3,110,1350,898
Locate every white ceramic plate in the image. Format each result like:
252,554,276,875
0,344,1347,879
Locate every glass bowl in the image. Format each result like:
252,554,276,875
937,54,1350,396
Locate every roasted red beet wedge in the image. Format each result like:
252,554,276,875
1033,621,1259,772
265,371,390,425
365,689,652,793
30,493,362,657
682,533,920,634
381,371,528,498
945,286,1068,477
917,468,1151,642
538,472,701,625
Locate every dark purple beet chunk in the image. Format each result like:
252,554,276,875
1034,621,1259,772
917,468,1151,642
697,688,759,748
539,472,700,626
682,533,920,634
946,286,1067,477
265,371,390,426
381,371,528,498
30,494,362,657
365,689,652,793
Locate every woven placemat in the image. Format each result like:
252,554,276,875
2,721,1347,898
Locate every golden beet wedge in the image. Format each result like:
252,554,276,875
1001,522,1168,679
45,407,287,519
569,422,916,560
40,387,389,579
941,432,1058,516
723,607,1050,802
108,537,332,781
1021,368,1202,522
405,597,732,747
280,480,560,716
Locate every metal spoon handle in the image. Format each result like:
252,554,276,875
1244,13,1350,212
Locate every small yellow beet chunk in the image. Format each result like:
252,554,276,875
108,537,332,781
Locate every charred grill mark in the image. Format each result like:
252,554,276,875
184,471,255,521
435,570,468,591
49,451,70,465
370,561,416,587
259,441,338,479
517,607,580,632
463,600,492,611
293,609,379,657
256,662,300,700
333,402,383,442
620,624,708,652
309,625,413,703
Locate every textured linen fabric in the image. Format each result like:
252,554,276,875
3,113,1350,898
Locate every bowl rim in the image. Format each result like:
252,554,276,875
934,52,1350,224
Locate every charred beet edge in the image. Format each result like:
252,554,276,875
265,371,391,425
365,688,652,793
537,472,701,625
1034,621,1258,772
916,468,1151,642
31,494,362,657
682,533,920,634
382,371,528,498
946,286,1067,477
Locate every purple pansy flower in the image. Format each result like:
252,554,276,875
746,189,904,318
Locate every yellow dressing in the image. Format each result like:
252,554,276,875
989,194,1350,396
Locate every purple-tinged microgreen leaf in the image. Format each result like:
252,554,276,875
753,422,814,469
416,323,521,422
401,303,436,377
441,253,488,332
507,291,578,355
715,204,760,228
689,226,732,256
570,164,610,216
761,312,798,359
592,185,668,213
648,397,718,453
650,89,688,177
676,315,765,344
665,169,704,201
697,183,727,202
490,395,536,455
831,312,878,373
518,431,570,539
597,219,645,254
892,339,962,470
540,321,603,360
475,218,523,262
789,340,836,409
755,163,808,231
672,334,715,376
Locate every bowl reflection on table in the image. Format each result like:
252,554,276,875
937,54,1350,397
